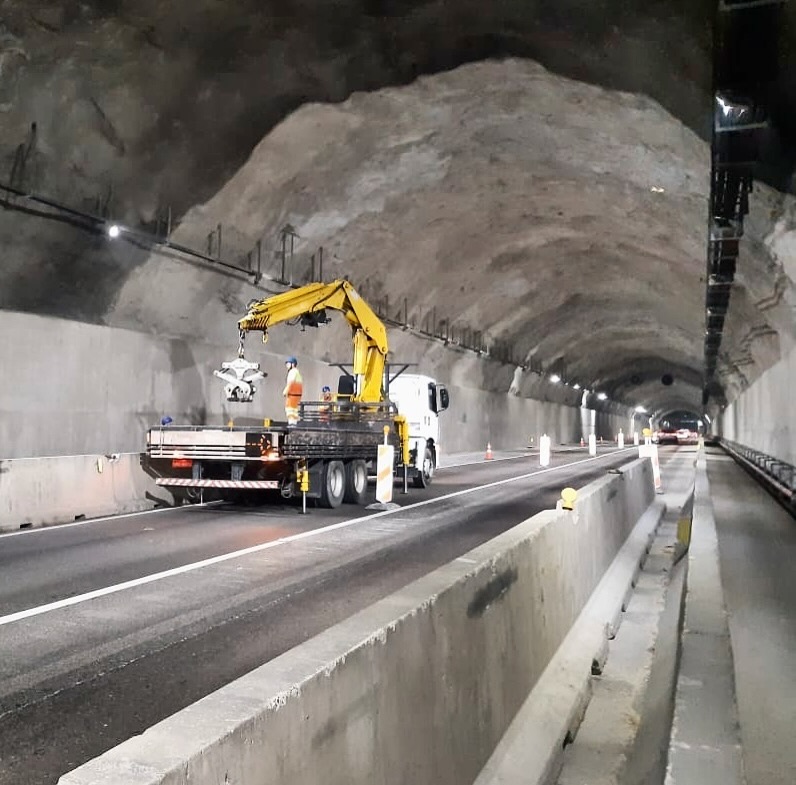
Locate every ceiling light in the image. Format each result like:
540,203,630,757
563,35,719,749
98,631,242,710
573,383,581,390
634,405,647,413
650,186,665,194
549,374,561,384
107,224,121,239
597,392,607,401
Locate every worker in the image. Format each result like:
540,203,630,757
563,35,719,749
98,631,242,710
282,356,303,425
320,385,333,422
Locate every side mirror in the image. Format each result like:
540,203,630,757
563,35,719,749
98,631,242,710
438,386,450,412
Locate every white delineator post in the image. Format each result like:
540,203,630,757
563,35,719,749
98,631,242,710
539,433,551,467
588,433,597,456
618,429,625,449
638,442,663,493
376,428,395,504
633,431,639,446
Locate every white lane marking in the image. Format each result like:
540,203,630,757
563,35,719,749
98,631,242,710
0,501,223,540
439,448,606,470
439,452,535,469
0,448,636,627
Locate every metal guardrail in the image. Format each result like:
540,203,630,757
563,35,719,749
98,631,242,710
297,399,398,423
718,438,796,513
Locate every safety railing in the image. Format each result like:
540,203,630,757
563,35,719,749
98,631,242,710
718,438,795,512
297,399,398,425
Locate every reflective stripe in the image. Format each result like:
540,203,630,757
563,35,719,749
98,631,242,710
156,478,279,489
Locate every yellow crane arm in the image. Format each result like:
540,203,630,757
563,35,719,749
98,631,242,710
237,280,388,402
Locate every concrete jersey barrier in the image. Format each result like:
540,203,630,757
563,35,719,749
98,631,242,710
0,452,168,533
59,458,655,785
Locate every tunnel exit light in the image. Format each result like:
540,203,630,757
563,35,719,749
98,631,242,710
107,224,121,239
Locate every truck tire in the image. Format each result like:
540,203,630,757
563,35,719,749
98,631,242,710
343,459,369,505
319,460,346,509
413,445,435,489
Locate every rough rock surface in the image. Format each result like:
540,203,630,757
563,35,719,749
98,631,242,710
111,59,796,413
1,2,795,417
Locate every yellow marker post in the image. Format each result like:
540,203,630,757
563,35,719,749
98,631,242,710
561,487,578,511
674,491,694,563
298,463,310,515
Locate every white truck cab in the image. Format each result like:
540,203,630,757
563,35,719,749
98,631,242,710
387,373,449,487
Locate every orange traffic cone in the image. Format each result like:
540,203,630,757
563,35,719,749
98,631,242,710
485,442,493,460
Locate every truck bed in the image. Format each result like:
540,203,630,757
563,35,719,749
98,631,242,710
146,401,401,462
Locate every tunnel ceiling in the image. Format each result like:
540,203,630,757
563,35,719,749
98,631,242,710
1,1,796,415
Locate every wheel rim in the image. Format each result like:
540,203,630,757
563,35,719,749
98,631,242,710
354,464,367,493
330,465,344,498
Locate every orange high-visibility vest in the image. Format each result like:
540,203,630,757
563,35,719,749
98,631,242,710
284,367,303,403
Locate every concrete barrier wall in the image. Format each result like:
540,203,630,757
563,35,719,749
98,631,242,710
0,452,168,532
60,457,655,785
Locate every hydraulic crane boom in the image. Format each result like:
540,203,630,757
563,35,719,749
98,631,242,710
236,279,389,402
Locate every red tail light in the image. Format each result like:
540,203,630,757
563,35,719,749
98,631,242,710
172,458,193,469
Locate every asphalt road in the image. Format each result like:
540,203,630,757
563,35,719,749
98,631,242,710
0,447,640,784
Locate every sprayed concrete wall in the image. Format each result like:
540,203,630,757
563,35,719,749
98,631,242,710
59,458,655,785
718,343,796,465
0,309,624,460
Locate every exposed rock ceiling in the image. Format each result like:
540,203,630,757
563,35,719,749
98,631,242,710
1,1,795,416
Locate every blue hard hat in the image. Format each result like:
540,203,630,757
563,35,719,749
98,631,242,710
322,386,331,392
286,356,297,365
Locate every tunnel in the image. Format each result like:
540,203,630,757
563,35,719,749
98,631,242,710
0,3,794,785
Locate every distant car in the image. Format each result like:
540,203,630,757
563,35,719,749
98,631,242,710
655,429,679,445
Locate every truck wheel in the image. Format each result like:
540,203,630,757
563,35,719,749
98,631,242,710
319,460,345,509
343,460,369,505
413,445,435,488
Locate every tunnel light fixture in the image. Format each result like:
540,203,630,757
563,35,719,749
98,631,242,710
573,383,581,390
650,186,665,194
634,405,647,413
597,392,607,401
107,224,121,239
549,374,561,384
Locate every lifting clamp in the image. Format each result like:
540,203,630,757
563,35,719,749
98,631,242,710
213,357,266,403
